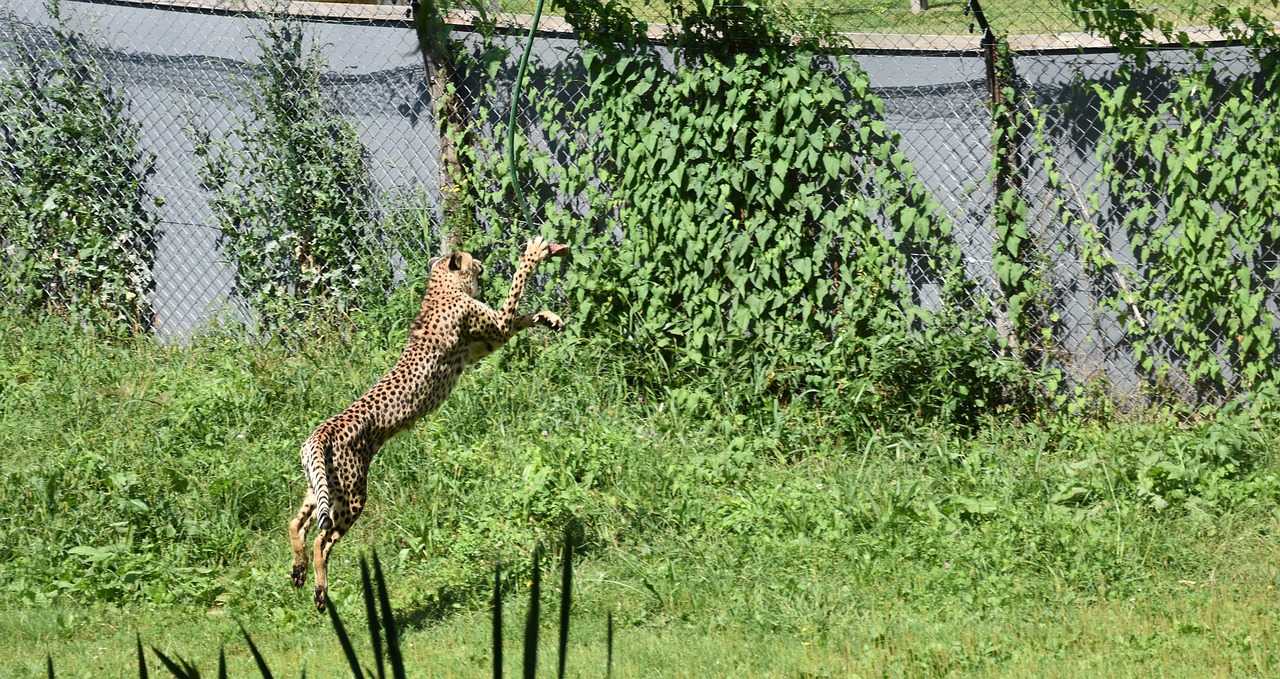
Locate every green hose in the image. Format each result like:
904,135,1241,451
506,0,547,233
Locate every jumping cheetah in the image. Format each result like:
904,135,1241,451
288,237,568,611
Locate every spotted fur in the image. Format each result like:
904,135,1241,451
289,237,567,611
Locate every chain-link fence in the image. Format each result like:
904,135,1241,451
2,0,1278,399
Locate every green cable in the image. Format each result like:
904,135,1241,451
506,0,548,233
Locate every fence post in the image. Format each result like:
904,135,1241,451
968,0,1038,362
974,1,1017,200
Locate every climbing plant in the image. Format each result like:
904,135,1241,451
0,0,159,334
1082,9,1280,397
190,16,389,332
985,37,1054,366
452,41,1013,412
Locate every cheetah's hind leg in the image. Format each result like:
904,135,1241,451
289,487,317,588
312,497,365,612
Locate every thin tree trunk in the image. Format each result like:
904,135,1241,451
412,0,467,253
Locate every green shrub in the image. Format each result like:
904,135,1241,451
0,0,159,333
455,45,1006,424
191,16,389,333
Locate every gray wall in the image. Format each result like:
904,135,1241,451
2,0,1272,396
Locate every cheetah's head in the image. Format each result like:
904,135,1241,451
428,250,483,298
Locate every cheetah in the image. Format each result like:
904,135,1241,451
288,237,568,611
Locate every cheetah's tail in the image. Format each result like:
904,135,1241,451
301,434,334,532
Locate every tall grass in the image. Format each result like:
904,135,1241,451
4,304,1280,675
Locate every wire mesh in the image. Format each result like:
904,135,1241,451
1,0,1277,397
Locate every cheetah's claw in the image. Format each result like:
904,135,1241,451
524,237,569,263
534,311,564,331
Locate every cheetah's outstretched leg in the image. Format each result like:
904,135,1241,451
288,487,317,588
496,237,565,334
311,501,365,612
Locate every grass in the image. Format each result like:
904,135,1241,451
488,0,1275,36
3,302,1280,676
12,560,1280,677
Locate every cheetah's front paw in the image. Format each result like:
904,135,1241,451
523,237,569,264
532,311,564,331
290,563,307,589
524,236,551,263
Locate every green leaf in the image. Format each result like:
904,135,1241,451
769,175,785,199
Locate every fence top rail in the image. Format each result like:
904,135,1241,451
58,0,1280,54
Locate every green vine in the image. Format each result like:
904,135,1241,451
190,16,389,333
986,37,1053,366
0,0,160,334
453,43,1009,412
1089,44,1280,396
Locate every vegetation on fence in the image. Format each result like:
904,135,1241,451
0,0,159,334
984,36,1053,368
451,33,1024,419
191,16,390,331
560,50,974,393
1084,23,1280,398
985,3,1280,399
955,1,1280,400
3,0,1278,405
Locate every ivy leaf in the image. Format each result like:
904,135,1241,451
769,175,785,199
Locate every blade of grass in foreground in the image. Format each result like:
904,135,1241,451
137,634,149,679
557,529,573,679
523,547,541,679
493,564,503,679
373,554,406,679
327,592,365,677
149,646,195,678
240,622,276,678
606,611,614,679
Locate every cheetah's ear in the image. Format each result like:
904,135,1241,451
427,255,443,271
447,251,464,271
